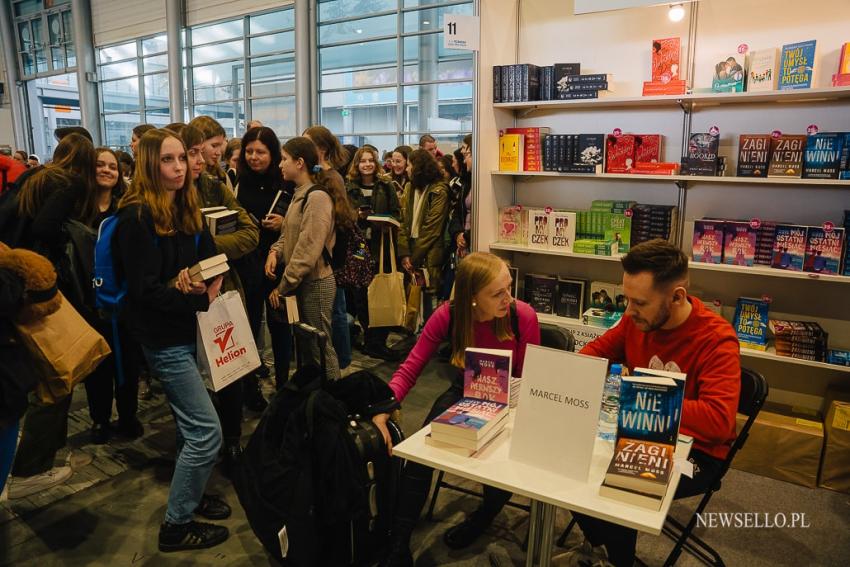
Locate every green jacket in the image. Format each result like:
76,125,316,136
195,173,259,298
346,175,401,256
397,180,449,288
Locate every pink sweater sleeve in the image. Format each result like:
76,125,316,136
513,300,541,377
388,302,451,402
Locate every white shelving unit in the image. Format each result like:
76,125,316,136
476,0,850,412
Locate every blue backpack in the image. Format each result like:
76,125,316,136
92,214,199,385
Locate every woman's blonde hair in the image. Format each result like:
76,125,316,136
450,252,514,368
118,129,202,236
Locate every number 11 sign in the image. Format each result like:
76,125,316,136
444,14,480,51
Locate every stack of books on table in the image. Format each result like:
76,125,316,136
599,368,686,510
426,348,512,456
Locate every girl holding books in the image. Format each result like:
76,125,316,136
373,252,541,567
265,137,342,380
345,145,401,361
114,128,230,552
188,116,232,192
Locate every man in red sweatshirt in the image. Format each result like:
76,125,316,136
568,238,740,567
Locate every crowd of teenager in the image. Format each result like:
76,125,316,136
0,120,477,553
0,114,740,567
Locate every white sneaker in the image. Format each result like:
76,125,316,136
8,466,72,499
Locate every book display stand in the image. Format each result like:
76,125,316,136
476,0,850,418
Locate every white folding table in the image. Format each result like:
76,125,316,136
392,413,692,566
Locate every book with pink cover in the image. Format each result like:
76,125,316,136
463,348,512,405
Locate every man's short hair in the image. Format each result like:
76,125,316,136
621,239,688,289
419,134,436,146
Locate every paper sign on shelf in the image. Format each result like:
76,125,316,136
509,345,607,481
444,14,480,51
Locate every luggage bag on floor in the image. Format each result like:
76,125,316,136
234,331,403,566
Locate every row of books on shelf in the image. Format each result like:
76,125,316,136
498,127,850,180
732,297,849,366
499,201,677,257
493,38,850,103
493,63,612,103
693,216,850,276
523,275,627,329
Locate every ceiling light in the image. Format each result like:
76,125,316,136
668,3,685,22
423,20,430,25
355,29,363,34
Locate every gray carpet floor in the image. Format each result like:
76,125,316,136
1,344,849,566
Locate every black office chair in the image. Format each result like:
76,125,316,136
660,367,768,566
425,324,576,527
555,367,769,566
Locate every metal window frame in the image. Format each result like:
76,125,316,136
13,3,74,79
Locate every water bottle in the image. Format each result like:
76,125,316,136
597,364,622,441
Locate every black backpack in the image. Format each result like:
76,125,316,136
234,366,402,566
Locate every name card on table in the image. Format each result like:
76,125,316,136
509,345,607,481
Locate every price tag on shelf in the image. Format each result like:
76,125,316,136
761,294,773,304
738,43,749,54
823,221,835,233
544,206,553,214
443,15,480,51
771,130,782,138
612,128,622,137
709,125,720,136
807,124,820,135
750,218,762,229
624,208,634,218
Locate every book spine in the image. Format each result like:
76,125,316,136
562,91,599,99
493,66,502,103
568,82,607,91
521,64,529,102
567,73,609,83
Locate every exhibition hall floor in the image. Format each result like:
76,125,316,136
2,349,848,566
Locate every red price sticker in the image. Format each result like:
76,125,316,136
749,218,762,229
709,125,720,136
771,130,782,138
823,221,835,233
738,43,749,54
544,206,553,214
612,128,622,137
807,124,819,135
515,204,523,211
761,294,773,304
624,208,634,218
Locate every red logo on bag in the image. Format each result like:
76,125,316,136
213,326,235,353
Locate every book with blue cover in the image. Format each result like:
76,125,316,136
771,224,808,271
734,297,770,351
430,398,508,441
803,227,844,275
802,133,845,179
600,369,685,508
779,40,816,90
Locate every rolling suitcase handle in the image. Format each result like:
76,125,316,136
293,321,328,381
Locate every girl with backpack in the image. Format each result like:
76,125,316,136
303,126,357,370
372,253,541,566
265,137,342,380
114,128,229,552
84,147,143,445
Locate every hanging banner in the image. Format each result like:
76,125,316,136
443,14,480,51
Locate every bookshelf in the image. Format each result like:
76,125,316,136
491,170,850,188
477,0,850,413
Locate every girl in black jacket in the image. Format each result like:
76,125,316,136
114,128,229,552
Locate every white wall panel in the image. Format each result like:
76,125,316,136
91,0,167,46
185,0,294,27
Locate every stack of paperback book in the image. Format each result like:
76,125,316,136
426,349,512,455
769,320,829,362
631,204,678,246
201,207,239,235
574,200,634,256
501,127,547,172
605,134,677,175
189,254,229,283
599,368,686,510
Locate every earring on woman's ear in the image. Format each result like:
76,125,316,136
472,301,477,307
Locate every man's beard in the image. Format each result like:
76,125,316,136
643,302,672,332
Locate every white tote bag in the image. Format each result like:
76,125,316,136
197,290,261,391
